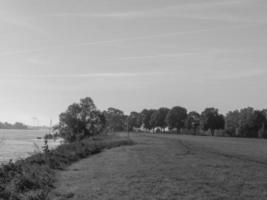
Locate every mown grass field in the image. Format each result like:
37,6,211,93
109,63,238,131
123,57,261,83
50,133,267,200
0,135,134,200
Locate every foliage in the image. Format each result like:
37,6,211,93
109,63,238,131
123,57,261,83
201,108,225,136
166,106,187,133
0,122,28,130
104,107,126,132
141,109,155,131
185,111,200,134
128,112,142,131
225,108,267,138
239,108,266,137
150,110,159,131
225,110,240,136
126,106,267,138
150,108,170,131
185,111,200,129
56,97,106,142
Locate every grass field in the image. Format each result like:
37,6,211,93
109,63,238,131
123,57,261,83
50,133,267,200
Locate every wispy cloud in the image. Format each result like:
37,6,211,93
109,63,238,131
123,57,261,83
50,11,142,18
209,68,266,80
0,24,251,57
0,72,166,79
49,0,247,19
115,48,245,61
0,48,42,57
0,12,43,33
26,57,45,65
117,53,198,60
176,13,267,25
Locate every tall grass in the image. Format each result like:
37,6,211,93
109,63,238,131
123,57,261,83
0,135,134,200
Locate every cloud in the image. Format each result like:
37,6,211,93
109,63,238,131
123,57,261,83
0,48,42,57
49,0,248,19
0,12,43,33
0,22,256,58
0,28,229,56
0,72,166,79
26,57,45,65
50,11,143,18
209,68,266,80
117,53,198,60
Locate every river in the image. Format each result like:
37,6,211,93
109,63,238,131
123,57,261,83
0,129,62,164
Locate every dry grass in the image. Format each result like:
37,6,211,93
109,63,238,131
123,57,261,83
50,133,267,200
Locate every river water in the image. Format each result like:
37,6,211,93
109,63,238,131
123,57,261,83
0,129,62,164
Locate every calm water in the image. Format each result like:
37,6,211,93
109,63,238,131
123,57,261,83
0,129,62,164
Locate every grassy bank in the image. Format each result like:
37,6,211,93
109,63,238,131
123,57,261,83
0,135,134,200
50,133,267,200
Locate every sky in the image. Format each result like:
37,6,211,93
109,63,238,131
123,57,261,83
0,0,266,126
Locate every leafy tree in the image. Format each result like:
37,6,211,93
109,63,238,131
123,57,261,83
57,97,106,142
239,107,255,137
225,108,267,137
0,122,28,129
128,111,142,131
13,122,28,129
157,108,170,131
238,108,266,137
166,106,187,134
185,111,200,134
150,108,170,132
262,109,267,129
253,110,266,130
201,108,225,136
141,109,155,131
225,110,240,136
136,112,143,128
150,110,160,131
104,107,126,132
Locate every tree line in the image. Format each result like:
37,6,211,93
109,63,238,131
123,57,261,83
0,121,28,130
105,107,267,138
55,97,267,142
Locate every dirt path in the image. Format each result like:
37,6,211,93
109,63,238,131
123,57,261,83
50,133,267,200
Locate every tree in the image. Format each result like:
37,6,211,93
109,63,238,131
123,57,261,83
201,108,225,136
166,106,187,134
128,111,142,131
104,107,126,132
238,108,266,137
150,108,170,132
0,122,27,129
262,109,267,129
185,111,200,134
57,97,106,142
157,108,170,132
253,110,266,130
13,122,28,129
141,109,155,131
150,110,160,132
225,110,240,136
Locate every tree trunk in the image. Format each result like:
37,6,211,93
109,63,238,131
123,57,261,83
211,129,215,136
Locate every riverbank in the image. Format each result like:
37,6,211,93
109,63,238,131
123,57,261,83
0,134,134,200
